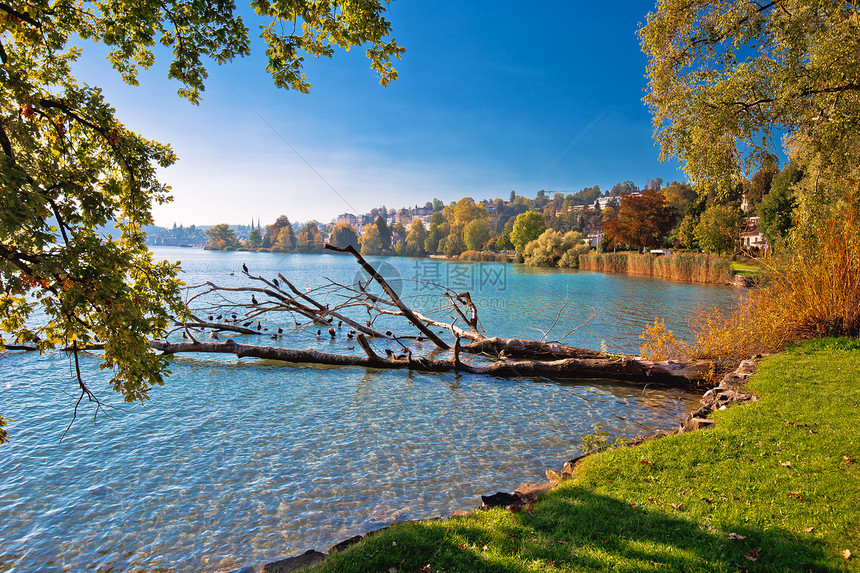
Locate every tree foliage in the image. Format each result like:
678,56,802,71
330,223,359,250
263,215,296,252
359,223,383,255
374,216,391,252
662,182,696,220
438,197,489,256
0,0,402,442
463,218,491,252
296,222,323,252
694,204,742,255
640,0,860,207
523,229,590,268
421,211,446,255
758,162,803,245
404,219,427,257
601,189,675,252
510,211,547,256
246,227,263,248
205,223,239,250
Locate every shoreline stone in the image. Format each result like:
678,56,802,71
262,550,326,573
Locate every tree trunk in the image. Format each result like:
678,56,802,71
149,338,710,387
461,337,605,360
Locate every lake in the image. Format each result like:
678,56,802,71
0,248,739,572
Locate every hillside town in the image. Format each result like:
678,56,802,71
149,166,782,267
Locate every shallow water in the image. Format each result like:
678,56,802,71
0,248,738,572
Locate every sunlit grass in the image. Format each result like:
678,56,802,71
730,261,761,277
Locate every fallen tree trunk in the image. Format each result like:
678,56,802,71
462,337,605,359
133,244,715,389
149,338,711,387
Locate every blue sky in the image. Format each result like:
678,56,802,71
77,1,685,227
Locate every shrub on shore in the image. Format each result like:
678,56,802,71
457,251,509,262
523,230,591,268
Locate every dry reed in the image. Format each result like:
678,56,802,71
579,252,733,284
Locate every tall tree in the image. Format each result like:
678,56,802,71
205,224,239,250
404,219,428,257
263,216,293,249
510,211,547,257
694,205,742,254
442,197,489,256
359,223,384,256
745,155,780,211
295,222,323,252
640,0,860,214
0,1,402,440
391,221,407,248
276,224,296,252
423,212,447,254
330,223,359,250
246,228,263,249
375,216,392,252
463,219,491,251
758,163,803,245
601,189,676,252
662,182,697,220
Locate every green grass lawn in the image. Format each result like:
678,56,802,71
310,338,860,572
731,261,763,277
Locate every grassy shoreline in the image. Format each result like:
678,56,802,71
303,338,859,572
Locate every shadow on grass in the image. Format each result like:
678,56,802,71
320,486,831,573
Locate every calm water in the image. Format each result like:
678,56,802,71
0,248,738,572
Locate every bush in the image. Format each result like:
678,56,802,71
639,318,689,360
694,192,860,362
458,250,508,262
523,230,590,268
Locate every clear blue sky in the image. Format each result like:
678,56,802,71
76,1,685,227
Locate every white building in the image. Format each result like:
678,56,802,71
335,213,359,228
741,216,767,252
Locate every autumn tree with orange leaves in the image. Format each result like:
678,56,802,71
601,189,676,252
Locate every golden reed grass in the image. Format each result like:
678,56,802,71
579,252,734,284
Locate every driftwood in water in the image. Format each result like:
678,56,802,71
462,337,605,360
149,338,711,387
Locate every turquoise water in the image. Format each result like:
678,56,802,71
0,248,738,572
